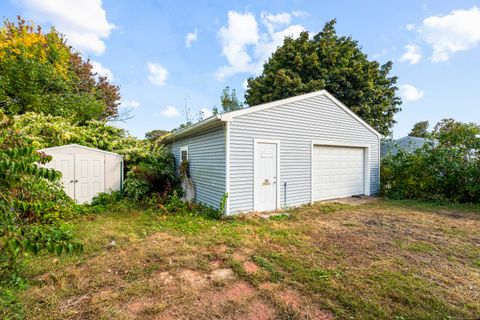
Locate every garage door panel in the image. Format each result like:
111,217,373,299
312,145,365,201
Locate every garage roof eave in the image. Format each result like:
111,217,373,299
162,115,224,143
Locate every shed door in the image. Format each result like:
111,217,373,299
255,142,277,211
312,145,364,201
44,154,75,199
74,154,105,204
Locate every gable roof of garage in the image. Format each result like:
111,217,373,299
163,90,382,142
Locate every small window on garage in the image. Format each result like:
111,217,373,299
180,146,189,162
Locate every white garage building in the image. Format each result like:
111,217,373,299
165,90,381,215
40,144,123,203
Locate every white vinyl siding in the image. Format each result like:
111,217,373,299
228,95,380,214
170,125,226,209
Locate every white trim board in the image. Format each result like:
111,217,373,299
253,139,281,212
310,140,371,204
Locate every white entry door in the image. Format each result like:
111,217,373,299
254,141,278,211
312,145,365,201
44,154,75,199
74,154,105,204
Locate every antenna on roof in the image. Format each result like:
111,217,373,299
184,95,190,123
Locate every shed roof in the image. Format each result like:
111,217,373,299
39,144,123,158
163,90,381,143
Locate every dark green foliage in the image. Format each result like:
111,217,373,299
409,121,430,138
381,142,480,203
91,191,124,207
245,19,401,136
0,112,82,284
145,129,170,141
123,146,177,201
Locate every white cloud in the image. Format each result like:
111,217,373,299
216,11,259,80
147,62,168,86
200,108,213,118
185,28,198,48
417,6,480,62
216,10,305,80
406,24,415,31
120,100,140,109
160,105,180,118
17,0,114,55
399,84,425,102
242,79,249,90
399,44,422,65
90,60,114,80
261,12,292,33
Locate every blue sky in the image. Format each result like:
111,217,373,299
2,1,480,138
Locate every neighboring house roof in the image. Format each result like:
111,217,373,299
163,90,382,143
39,143,123,158
381,136,437,157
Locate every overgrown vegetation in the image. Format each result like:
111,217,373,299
0,112,82,285
123,146,177,201
0,17,184,289
0,17,120,122
382,119,480,202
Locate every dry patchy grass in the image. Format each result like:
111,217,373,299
5,200,480,319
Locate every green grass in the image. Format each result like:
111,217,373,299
3,199,480,320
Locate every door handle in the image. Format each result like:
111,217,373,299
74,180,78,183
69,180,74,183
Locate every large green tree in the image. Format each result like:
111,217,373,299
0,17,120,122
408,121,430,138
245,20,401,136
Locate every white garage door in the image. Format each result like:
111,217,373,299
312,145,365,201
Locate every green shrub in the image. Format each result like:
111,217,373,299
381,142,480,203
123,145,177,201
91,191,124,207
0,112,82,284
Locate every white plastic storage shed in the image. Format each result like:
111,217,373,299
39,144,123,204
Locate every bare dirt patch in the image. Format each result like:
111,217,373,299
178,269,209,289
210,268,236,283
243,260,260,273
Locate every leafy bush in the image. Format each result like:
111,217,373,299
123,145,177,201
0,112,82,284
381,142,480,203
12,112,148,165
